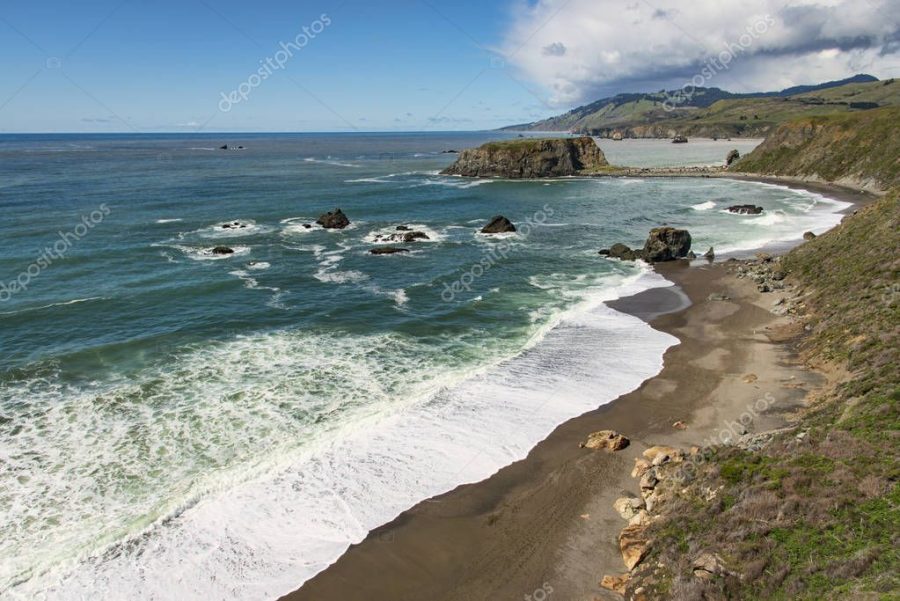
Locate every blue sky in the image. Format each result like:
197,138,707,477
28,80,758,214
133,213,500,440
0,0,552,132
2,0,898,132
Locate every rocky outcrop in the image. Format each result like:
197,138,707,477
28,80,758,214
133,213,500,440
210,246,234,255
602,228,692,263
370,247,409,255
481,216,516,234
317,208,350,229
642,227,692,262
580,430,630,451
727,204,764,215
601,243,640,261
441,137,609,178
726,149,741,166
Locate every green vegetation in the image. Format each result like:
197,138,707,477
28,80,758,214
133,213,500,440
507,78,900,140
730,107,900,191
636,191,900,600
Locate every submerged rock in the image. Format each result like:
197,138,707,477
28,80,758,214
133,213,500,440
210,246,234,255
375,231,430,243
441,136,609,178
642,227,692,262
606,243,640,261
370,247,410,255
316,208,351,229
481,215,516,234
727,204,764,215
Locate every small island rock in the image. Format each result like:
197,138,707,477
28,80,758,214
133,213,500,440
481,215,516,234
316,208,351,229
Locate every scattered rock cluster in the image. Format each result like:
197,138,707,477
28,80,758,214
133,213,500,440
600,445,690,598
600,227,692,263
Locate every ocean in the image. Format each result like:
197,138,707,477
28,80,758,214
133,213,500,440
0,132,849,600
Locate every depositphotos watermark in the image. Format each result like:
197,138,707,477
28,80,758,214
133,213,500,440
440,204,555,302
672,392,776,483
663,15,775,111
219,14,332,113
524,582,554,601
0,204,110,303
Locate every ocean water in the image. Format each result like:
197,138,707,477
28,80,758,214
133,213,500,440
0,133,850,600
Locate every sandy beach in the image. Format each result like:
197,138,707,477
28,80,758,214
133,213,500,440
281,182,874,601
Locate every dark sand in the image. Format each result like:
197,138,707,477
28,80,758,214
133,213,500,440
280,184,874,601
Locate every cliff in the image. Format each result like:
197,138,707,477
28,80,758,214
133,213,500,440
730,107,900,193
440,136,610,178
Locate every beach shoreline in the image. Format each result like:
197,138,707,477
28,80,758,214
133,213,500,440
279,181,874,601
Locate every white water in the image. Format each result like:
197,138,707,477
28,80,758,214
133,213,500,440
5,269,676,601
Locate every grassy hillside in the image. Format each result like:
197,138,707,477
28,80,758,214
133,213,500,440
730,107,900,192
627,191,900,600
508,78,900,139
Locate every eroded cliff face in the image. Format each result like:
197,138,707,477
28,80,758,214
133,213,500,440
440,136,609,178
730,107,900,193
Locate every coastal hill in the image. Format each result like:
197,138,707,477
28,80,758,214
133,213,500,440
729,106,900,193
440,136,610,178
504,75,900,139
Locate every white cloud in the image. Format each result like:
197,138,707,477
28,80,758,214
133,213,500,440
500,0,900,105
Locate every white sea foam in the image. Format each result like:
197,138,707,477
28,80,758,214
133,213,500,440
692,200,717,211
304,157,359,168
155,218,184,224
3,267,675,601
0,297,107,317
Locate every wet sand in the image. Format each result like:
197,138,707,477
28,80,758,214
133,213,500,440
280,184,874,601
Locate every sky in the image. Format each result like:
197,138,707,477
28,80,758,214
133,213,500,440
1,0,898,132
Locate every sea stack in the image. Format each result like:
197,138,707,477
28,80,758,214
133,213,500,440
441,136,609,178
316,208,351,229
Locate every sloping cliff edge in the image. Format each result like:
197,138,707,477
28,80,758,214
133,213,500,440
612,190,899,600
729,107,900,194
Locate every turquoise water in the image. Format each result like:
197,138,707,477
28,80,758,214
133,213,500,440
0,133,849,600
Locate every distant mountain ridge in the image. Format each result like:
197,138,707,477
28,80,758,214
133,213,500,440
503,75,894,138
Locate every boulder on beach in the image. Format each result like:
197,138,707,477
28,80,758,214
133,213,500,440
727,204,764,215
803,231,817,240
672,135,688,144
370,247,410,255
316,208,351,229
481,215,516,234
704,247,716,260
581,430,630,452
642,227,692,262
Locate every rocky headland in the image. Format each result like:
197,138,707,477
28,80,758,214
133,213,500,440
440,136,611,178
